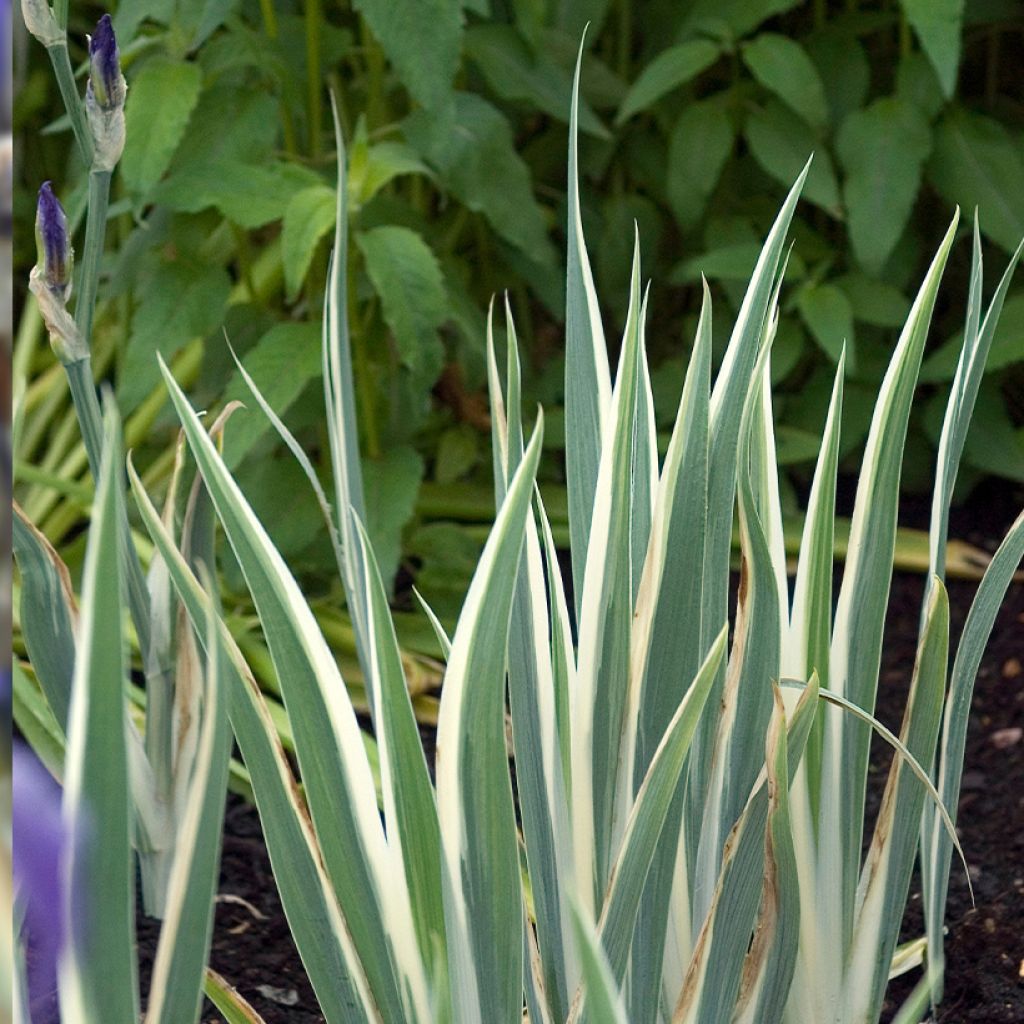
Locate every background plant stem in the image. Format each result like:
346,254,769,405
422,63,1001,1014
305,0,323,159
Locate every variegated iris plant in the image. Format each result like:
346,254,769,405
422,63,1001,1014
14,43,1024,1024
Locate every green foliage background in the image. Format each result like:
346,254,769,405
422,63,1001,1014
12,0,1024,608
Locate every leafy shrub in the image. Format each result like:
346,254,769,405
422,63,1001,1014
12,0,1024,615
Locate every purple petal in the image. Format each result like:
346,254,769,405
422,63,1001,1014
13,742,66,1023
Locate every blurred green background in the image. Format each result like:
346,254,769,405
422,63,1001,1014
11,0,1024,617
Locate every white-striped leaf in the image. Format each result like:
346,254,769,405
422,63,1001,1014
564,32,612,612
583,625,727,1012
844,580,949,1022
686,162,809,865
924,509,1024,999
12,503,78,731
569,904,628,1024
436,415,544,1024
488,309,576,1021
350,513,446,972
822,212,958,965
129,459,380,1023
145,574,231,1024
573,234,650,910
58,406,139,1023
156,360,429,1022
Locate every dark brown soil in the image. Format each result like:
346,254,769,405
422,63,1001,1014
137,486,1024,1023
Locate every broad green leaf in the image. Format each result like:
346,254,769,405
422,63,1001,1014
435,426,480,485
806,30,869,124
616,40,721,123
466,24,607,136
741,34,829,131
120,259,231,415
158,359,430,1022
348,135,430,208
222,323,322,469
797,282,854,366
363,446,425,595
745,101,840,215
666,99,735,230
113,0,174,44
677,0,801,39
353,0,463,110
12,504,77,731
960,385,1024,481
834,273,910,328
121,57,203,193
281,186,336,299
168,87,279,168
899,0,964,97
436,417,544,1024
356,225,447,380
928,107,1024,254
405,93,557,264
837,98,932,275
553,0,615,42
145,584,231,1024
152,159,322,228
923,288,1024,380
564,37,612,613
895,51,946,119
184,0,241,49
128,461,379,1023
57,409,139,1023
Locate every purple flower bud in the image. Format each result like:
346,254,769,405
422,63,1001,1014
34,182,73,299
87,14,125,112
13,742,67,1023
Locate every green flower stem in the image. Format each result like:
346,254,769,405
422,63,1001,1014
74,169,112,347
305,0,323,159
63,357,153,661
45,42,94,166
40,341,204,545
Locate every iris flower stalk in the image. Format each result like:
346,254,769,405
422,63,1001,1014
25,16,179,914
24,15,150,658
20,0,93,164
